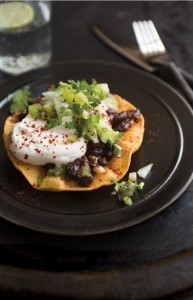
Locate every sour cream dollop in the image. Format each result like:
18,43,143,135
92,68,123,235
10,115,87,165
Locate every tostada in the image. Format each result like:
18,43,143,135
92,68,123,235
3,79,144,191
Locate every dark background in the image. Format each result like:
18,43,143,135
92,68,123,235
0,1,193,299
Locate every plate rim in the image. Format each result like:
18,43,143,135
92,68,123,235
0,59,192,235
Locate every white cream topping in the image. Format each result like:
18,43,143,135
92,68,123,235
10,115,87,165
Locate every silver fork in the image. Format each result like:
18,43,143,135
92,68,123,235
132,20,193,105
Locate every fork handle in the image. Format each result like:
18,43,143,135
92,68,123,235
167,62,193,106
179,68,193,88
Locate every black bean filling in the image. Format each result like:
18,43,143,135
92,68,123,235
108,109,140,131
65,109,140,186
66,156,94,187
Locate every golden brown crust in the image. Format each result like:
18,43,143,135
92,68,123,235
3,94,144,191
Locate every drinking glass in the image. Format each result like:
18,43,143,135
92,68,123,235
0,1,52,75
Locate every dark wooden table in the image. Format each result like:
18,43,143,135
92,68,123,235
0,2,193,299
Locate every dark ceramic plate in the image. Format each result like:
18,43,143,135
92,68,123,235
0,61,192,235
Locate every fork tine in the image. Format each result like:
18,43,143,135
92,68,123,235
137,21,152,54
132,21,149,55
147,20,166,53
133,20,157,57
133,20,167,57
138,21,158,55
142,20,159,54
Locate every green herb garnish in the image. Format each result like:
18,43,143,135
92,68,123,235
47,164,66,176
45,118,60,130
33,79,121,145
10,86,32,113
59,79,109,108
113,179,144,206
37,176,44,186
